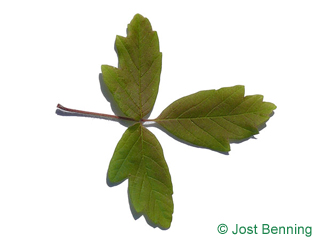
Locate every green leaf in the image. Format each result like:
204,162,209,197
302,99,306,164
58,13,277,230
101,14,162,121
108,123,173,229
155,85,276,152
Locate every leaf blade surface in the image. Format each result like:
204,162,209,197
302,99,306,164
101,14,162,120
155,85,276,152
108,123,173,229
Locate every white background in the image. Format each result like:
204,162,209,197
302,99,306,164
1,1,319,239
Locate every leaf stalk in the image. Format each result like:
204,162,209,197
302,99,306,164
56,104,137,122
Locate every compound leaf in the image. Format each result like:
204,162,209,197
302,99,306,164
61,13,276,230
101,14,162,121
108,123,173,229
155,85,276,152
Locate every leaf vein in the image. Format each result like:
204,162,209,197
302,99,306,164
205,87,242,117
176,120,209,146
190,119,226,149
113,135,141,180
